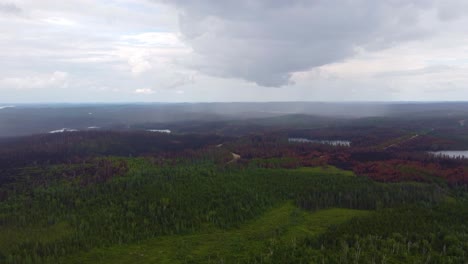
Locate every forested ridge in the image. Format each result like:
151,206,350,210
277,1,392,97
0,130,467,263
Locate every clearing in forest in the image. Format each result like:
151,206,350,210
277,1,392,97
68,203,369,264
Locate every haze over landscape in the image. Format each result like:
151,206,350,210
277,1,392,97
2,1,468,264
2,0,468,102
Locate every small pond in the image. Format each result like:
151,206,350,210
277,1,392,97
147,129,171,134
49,128,78,133
429,151,468,159
288,138,351,147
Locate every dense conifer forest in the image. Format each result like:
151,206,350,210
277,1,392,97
1,110,468,263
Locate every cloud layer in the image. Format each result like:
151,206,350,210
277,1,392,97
161,0,468,86
0,3,22,14
1,0,468,102
0,71,68,90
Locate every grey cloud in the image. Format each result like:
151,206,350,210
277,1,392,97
0,3,22,14
159,0,468,87
436,0,468,20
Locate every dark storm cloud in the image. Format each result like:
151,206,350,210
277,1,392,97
159,0,467,87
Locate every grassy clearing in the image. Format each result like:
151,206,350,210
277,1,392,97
0,222,71,253
68,203,369,264
294,166,355,177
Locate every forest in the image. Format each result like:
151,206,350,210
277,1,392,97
4,0,468,260
0,109,468,263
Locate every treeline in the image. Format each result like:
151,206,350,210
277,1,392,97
225,134,468,186
0,158,445,263
0,131,226,170
2,129,467,186
285,126,409,148
248,202,468,263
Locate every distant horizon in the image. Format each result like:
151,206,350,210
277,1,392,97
3,101,468,105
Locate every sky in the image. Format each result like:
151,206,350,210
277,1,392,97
1,0,468,103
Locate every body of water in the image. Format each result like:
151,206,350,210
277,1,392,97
430,151,468,158
147,129,171,134
0,105,15,110
49,128,78,133
288,138,351,147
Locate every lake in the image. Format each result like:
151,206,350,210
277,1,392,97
430,151,468,158
288,138,351,147
147,129,171,134
49,128,78,133
0,105,15,110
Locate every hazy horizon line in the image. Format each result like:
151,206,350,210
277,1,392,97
3,101,468,105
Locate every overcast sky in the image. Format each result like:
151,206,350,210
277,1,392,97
1,0,468,103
